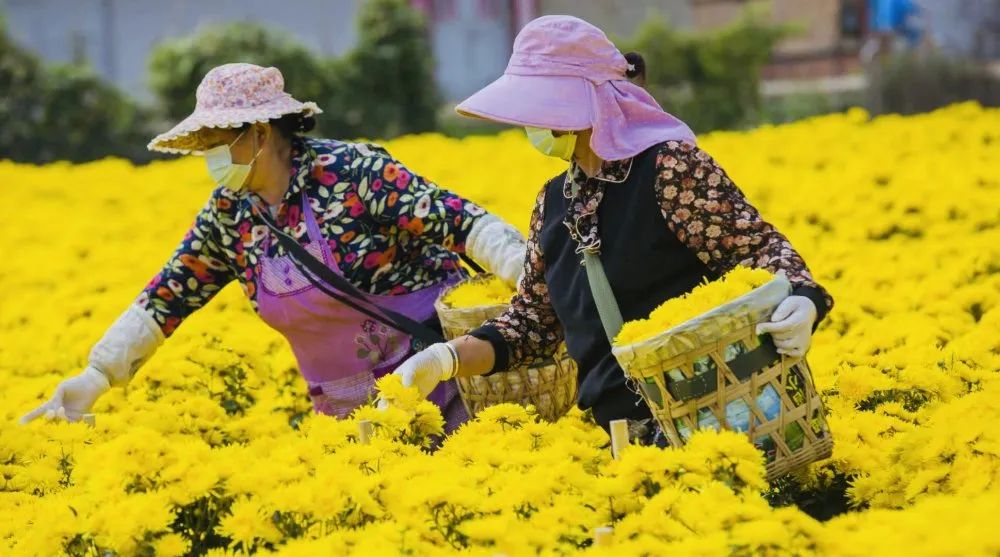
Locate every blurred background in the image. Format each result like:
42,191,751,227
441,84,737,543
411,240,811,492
1,0,998,164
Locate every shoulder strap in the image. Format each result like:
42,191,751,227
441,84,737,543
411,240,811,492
582,252,625,344
460,253,485,274
256,210,446,346
570,181,626,345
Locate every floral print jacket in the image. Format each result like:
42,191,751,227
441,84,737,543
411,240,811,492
136,136,486,337
477,140,835,370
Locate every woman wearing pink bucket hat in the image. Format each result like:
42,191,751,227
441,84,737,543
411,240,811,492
21,63,527,431
389,16,835,439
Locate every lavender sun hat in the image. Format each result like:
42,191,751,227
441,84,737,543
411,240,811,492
456,15,696,161
147,63,323,155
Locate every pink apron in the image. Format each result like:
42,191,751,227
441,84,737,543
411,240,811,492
253,192,468,431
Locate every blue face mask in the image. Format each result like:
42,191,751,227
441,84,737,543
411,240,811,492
525,127,577,161
203,129,263,192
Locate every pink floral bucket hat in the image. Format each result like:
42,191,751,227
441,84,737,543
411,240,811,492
147,63,322,155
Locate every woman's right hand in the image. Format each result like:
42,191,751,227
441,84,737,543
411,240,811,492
19,303,165,425
390,343,460,400
379,337,496,409
19,367,110,424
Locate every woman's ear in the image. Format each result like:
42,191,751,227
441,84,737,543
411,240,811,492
254,122,271,146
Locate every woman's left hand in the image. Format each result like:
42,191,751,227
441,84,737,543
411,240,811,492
755,295,818,358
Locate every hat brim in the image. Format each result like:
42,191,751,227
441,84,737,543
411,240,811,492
456,74,592,131
147,97,323,155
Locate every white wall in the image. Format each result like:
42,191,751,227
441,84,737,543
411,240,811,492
426,0,513,100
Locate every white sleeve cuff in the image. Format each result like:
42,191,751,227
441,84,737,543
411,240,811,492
466,215,526,287
88,304,165,386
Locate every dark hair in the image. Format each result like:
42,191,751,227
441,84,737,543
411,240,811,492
271,112,316,139
239,112,316,141
624,52,647,86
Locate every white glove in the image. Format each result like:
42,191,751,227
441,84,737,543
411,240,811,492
19,367,110,424
390,343,459,400
755,295,818,358
465,215,526,288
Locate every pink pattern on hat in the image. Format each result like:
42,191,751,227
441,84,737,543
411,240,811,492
148,63,323,155
456,15,696,161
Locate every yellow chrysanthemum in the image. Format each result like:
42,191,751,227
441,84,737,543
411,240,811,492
615,266,774,346
441,274,515,308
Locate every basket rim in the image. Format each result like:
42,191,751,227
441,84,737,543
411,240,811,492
611,275,791,356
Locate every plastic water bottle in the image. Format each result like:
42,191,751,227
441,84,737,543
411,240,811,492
674,407,721,442
696,407,720,431
726,399,751,432
724,385,780,432
756,384,781,422
784,422,806,451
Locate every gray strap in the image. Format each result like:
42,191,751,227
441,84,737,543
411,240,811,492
583,251,625,344
570,179,625,344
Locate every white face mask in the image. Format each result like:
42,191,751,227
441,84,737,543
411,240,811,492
204,129,263,192
525,126,577,161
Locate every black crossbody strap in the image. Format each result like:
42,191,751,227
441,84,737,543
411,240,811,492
257,213,446,346
460,253,485,274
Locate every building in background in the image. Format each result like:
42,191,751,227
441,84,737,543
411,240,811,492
0,0,362,102
913,0,999,60
691,0,867,81
409,0,526,101
0,0,695,103
410,0,692,100
2,0,996,104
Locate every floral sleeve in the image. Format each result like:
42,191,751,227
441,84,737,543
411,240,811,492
653,141,834,322
470,185,564,371
348,143,486,252
134,192,236,337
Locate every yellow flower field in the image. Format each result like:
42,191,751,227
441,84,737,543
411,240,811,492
1,102,998,556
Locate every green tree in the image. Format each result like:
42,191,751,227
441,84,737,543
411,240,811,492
618,5,793,132
0,18,46,158
0,24,153,163
147,0,440,140
880,51,1000,115
323,0,440,138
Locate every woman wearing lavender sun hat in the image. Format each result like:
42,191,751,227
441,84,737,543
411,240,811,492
20,63,527,431
388,15,835,437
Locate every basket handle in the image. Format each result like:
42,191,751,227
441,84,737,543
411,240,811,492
666,335,781,402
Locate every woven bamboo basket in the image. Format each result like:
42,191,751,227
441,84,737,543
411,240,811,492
434,274,578,422
611,276,833,480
